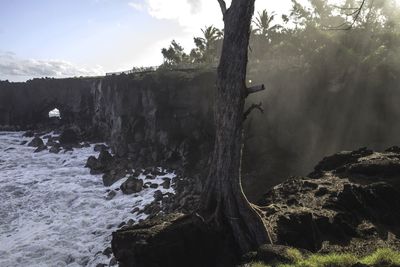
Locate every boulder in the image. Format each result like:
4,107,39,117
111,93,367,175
120,178,143,194
106,190,117,200
161,178,171,189
85,156,103,174
23,130,34,137
153,190,163,201
34,144,47,153
49,145,61,154
103,170,126,187
111,213,236,267
28,137,44,147
46,137,58,147
258,147,400,254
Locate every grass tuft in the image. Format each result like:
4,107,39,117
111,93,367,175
361,248,400,266
247,247,400,267
285,248,303,262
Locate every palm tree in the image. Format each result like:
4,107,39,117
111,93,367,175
191,25,223,64
253,10,281,37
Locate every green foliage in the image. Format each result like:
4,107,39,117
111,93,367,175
161,40,191,66
247,248,400,267
253,10,282,38
285,248,303,262
161,25,223,67
361,248,400,266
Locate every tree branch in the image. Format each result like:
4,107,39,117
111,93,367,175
324,0,366,30
217,0,227,16
247,84,265,95
243,102,264,121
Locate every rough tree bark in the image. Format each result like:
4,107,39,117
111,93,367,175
200,0,271,254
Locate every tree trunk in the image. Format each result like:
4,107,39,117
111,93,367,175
200,0,270,254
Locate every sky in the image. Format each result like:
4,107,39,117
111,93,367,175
0,0,299,81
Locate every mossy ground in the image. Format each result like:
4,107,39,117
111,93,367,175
248,248,400,267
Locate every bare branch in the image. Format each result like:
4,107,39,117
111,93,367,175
247,84,265,95
217,0,227,16
324,0,366,31
243,102,264,121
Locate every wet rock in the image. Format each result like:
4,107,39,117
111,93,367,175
46,137,58,147
103,171,125,187
20,140,28,145
106,190,117,200
85,156,102,174
149,183,158,189
94,144,108,152
23,130,34,137
63,145,74,152
161,178,171,189
28,137,44,147
120,177,143,194
102,247,113,258
34,144,47,153
49,145,61,154
82,142,90,147
131,207,140,214
98,150,113,166
109,257,117,266
153,190,163,201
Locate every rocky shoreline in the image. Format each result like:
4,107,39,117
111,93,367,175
3,125,400,267
110,146,400,267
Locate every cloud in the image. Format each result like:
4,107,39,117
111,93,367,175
128,2,145,11
141,0,293,34
0,52,104,81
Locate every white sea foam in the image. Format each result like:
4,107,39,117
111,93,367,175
0,132,175,267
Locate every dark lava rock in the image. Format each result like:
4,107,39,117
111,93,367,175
153,190,163,201
106,190,117,200
111,213,236,267
102,247,113,258
46,137,58,147
120,178,143,194
59,128,80,145
34,144,47,153
149,183,158,189
94,144,108,152
85,156,103,174
28,137,44,147
102,170,126,187
161,178,171,189
258,148,400,254
98,150,113,165
49,145,61,154
109,257,117,266
23,130,34,137
309,147,373,178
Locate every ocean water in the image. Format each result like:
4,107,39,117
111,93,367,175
0,132,175,267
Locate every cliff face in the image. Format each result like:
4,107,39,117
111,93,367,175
0,78,94,129
0,71,215,175
3,69,400,200
91,71,215,171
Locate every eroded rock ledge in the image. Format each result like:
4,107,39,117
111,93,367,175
111,147,400,266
